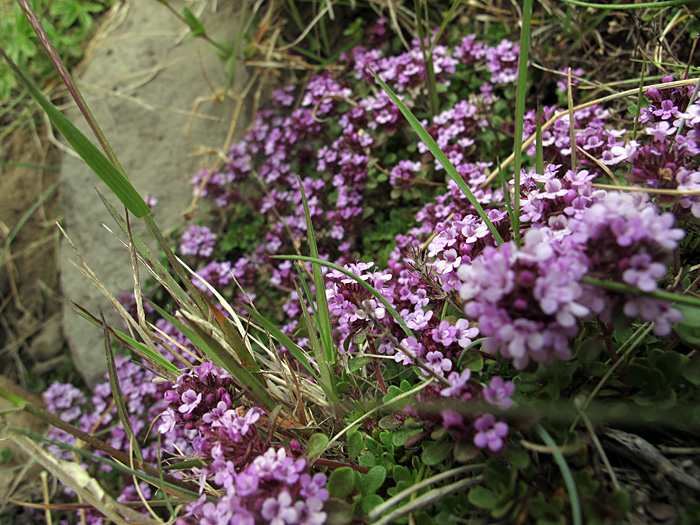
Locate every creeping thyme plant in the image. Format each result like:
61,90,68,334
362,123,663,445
4,0,700,523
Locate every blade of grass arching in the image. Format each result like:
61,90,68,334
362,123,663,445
581,278,700,308
15,0,126,176
497,161,516,238
239,305,319,378
535,107,545,175
367,66,504,245
0,49,150,218
560,0,699,8
274,255,415,338
0,386,198,495
71,303,179,377
632,61,648,141
414,0,438,118
292,268,339,404
100,309,144,467
484,77,700,187
429,0,461,55
0,180,58,268
297,178,337,373
98,193,195,311
195,288,265,386
179,311,277,412
536,424,582,525
5,426,201,500
511,0,533,248
6,430,161,525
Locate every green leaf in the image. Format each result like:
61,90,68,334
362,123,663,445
361,494,383,515
323,498,354,525
392,465,412,484
362,466,386,496
347,430,363,462
468,485,498,510
298,179,337,400
306,433,329,463
461,351,484,372
328,467,356,499
348,357,371,372
682,356,700,385
506,448,531,469
421,440,452,466
0,50,150,217
392,427,422,447
182,7,206,37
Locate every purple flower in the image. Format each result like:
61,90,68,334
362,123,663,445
300,473,329,502
441,409,464,427
178,389,202,414
440,369,471,398
482,377,515,410
431,320,459,346
646,121,677,142
621,253,667,292
423,351,453,377
158,409,177,434
180,225,217,258
473,414,509,451
261,490,298,525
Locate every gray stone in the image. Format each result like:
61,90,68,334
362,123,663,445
27,315,64,361
59,1,252,386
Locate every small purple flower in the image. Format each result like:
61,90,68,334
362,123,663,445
473,414,509,452
423,351,453,377
431,320,459,346
178,389,202,414
235,471,260,497
482,377,515,410
158,409,177,434
440,369,471,398
261,490,298,525
646,120,677,142
441,409,463,427
180,225,217,258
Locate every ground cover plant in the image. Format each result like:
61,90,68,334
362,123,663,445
2,0,700,523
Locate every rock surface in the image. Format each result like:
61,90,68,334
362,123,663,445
59,0,251,386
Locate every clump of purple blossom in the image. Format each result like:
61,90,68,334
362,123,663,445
158,362,329,525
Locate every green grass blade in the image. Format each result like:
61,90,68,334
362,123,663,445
71,303,179,376
536,424,582,525
297,177,336,369
101,310,144,466
195,289,264,385
274,255,415,338
8,426,201,499
240,304,319,379
367,66,504,245
581,278,700,308
535,107,544,175
0,49,150,218
511,0,533,248
560,0,698,8
291,275,339,404
429,0,462,55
